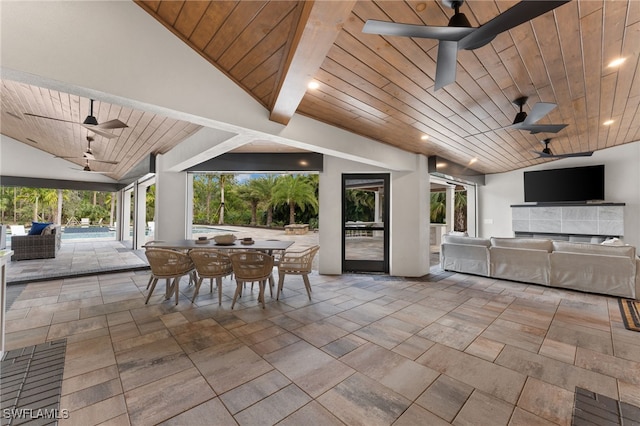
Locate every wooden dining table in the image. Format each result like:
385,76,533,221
143,239,294,251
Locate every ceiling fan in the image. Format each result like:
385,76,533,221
533,138,593,158
25,99,128,139
509,96,568,134
71,159,116,174
57,135,119,164
362,0,570,90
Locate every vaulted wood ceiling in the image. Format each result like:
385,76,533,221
136,0,639,174
2,1,638,179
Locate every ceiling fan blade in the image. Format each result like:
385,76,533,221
362,20,474,41
94,118,128,130
23,113,76,125
91,159,119,165
458,0,570,50
521,123,568,134
524,102,557,125
80,124,118,139
71,168,115,174
533,150,593,158
434,40,458,90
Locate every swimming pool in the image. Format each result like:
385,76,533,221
6,225,232,242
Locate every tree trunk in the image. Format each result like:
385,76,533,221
206,192,211,224
57,189,63,225
250,201,257,226
13,188,17,223
109,192,116,226
289,202,296,225
93,191,97,206
218,182,225,225
266,206,273,227
33,196,39,221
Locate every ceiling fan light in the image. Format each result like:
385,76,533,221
448,12,471,28
513,111,527,124
543,147,552,155
83,115,98,126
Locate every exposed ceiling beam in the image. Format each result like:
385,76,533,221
269,0,357,125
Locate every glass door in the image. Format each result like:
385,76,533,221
342,174,389,273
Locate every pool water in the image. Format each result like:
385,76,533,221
6,225,231,242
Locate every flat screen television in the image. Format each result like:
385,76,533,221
524,165,605,203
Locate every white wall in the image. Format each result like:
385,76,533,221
320,155,430,277
478,141,640,249
0,135,116,183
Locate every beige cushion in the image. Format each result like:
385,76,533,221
552,241,635,258
442,235,490,247
491,237,553,252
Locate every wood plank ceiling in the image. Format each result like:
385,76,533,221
1,79,203,180
1,1,637,179
136,0,640,175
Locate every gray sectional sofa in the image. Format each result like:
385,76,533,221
440,235,639,299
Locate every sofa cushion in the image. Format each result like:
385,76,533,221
41,224,55,235
442,235,490,247
491,237,553,252
29,221,51,235
552,241,635,258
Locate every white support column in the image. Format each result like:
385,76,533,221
465,184,478,237
122,189,132,243
155,154,190,241
185,173,194,238
134,183,147,249
389,155,430,277
446,185,455,233
114,190,123,241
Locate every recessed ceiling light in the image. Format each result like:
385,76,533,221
307,81,319,90
603,119,614,126
421,134,429,140
469,158,478,164
608,57,626,68
416,3,426,12
299,160,308,166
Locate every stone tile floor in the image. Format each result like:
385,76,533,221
3,265,640,425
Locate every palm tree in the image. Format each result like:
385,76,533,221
345,189,375,221
454,190,467,231
252,175,277,226
272,174,319,225
430,192,446,223
193,174,217,224
237,181,262,225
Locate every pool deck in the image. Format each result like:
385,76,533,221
6,225,440,284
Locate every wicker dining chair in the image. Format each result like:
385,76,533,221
229,251,274,309
277,245,320,300
189,249,234,305
144,248,195,305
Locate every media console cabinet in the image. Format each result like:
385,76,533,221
511,203,624,242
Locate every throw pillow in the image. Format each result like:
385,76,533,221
41,224,55,235
601,238,624,246
29,221,51,235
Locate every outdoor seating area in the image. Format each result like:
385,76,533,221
10,224,62,261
